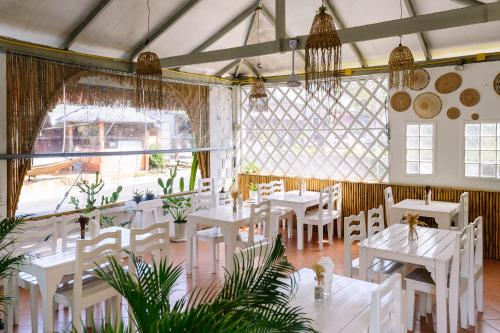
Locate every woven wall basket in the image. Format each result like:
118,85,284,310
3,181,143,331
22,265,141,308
390,91,411,112
460,88,480,107
435,72,462,94
447,107,460,120
410,69,430,91
413,92,442,119
471,113,480,120
494,73,500,96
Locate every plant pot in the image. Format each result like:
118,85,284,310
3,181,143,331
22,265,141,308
173,222,186,241
249,190,258,201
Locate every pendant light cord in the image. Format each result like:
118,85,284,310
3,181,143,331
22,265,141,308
399,0,403,45
145,0,151,47
256,7,261,72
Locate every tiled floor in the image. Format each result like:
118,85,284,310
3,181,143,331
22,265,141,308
5,227,500,332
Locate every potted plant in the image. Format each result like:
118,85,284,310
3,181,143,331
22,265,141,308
144,189,156,201
248,182,258,201
76,214,90,239
164,196,192,241
132,190,144,204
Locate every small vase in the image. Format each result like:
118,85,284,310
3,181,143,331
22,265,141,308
80,229,85,240
314,283,324,300
249,190,257,202
232,200,237,213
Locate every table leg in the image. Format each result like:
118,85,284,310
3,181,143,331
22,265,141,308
185,222,197,272
221,226,236,274
295,207,305,251
3,277,13,333
436,260,448,333
359,246,368,281
37,271,60,333
434,213,451,230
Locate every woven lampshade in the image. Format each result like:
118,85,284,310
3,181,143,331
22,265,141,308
305,6,342,100
136,51,162,76
388,43,414,90
249,76,268,112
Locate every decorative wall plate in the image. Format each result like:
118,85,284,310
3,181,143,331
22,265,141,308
410,69,430,91
390,91,411,112
413,92,442,119
435,72,462,94
471,113,479,120
460,88,480,107
447,107,460,120
494,73,500,96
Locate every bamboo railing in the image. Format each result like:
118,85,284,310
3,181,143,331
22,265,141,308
239,173,500,260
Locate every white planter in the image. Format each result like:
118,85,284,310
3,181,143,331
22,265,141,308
173,222,186,242
249,190,258,201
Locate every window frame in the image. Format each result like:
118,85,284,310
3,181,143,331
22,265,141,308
404,121,436,176
462,121,500,180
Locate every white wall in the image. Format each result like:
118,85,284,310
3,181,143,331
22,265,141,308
0,53,7,218
389,61,500,191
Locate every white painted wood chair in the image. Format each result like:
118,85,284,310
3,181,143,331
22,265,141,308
304,186,336,250
235,200,273,248
344,212,403,282
405,225,471,333
331,184,343,238
384,187,394,225
11,216,59,333
367,205,385,237
452,192,469,230
233,241,272,271
257,181,293,237
468,216,483,326
53,230,122,333
133,198,164,228
129,222,170,271
197,177,217,208
369,273,405,333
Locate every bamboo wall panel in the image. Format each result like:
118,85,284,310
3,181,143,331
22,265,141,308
239,174,500,260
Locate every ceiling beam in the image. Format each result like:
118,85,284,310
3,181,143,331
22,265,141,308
450,0,485,5
215,59,241,77
128,0,202,60
242,59,260,77
324,0,367,67
62,0,113,50
403,0,432,60
160,2,500,68
275,0,286,49
233,7,258,77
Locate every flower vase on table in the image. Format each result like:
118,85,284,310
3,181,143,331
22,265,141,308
230,190,239,213
298,178,306,196
77,215,90,239
424,185,432,205
406,212,427,242
312,264,325,300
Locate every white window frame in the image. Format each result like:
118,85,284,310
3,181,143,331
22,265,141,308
462,121,500,180
404,121,436,176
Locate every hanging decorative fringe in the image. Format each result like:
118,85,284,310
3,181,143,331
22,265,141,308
249,76,268,112
388,43,415,90
305,5,342,101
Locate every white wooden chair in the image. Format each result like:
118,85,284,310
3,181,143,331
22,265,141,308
405,225,471,333
197,177,217,208
53,231,122,333
304,186,336,250
12,216,59,333
61,210,101,250
331,184,343,238
384,187,394,225
236,200,273,248
344,212,403,282
257,181,293,237
133,198,164,228
129,222,170,271
233,241,272,270
468,216,483,326
367,205,385,237
452,192,469,230
369,273,405,333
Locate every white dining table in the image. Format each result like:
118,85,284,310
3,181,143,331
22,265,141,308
267,190,320,250
292,268,379,332
390,199,459,229
10,226,132,333
185,204,280,274
359,224,458,333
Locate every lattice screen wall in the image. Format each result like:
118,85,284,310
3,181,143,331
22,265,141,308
240,75,390,182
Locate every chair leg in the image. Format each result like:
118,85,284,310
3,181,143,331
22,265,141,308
327,222,333,244
281,219,286,230
449,286,459,333
336,219,342,238
477,273,483,312
210,239,216,274
13,280,19,326
406,280,415,331
72,304,83,333
215,242,220,261
29,285,38,333
426,293,433,314
418,293,426,318
113,296,122,327
85,307,93,328
307,225,313,242
460,292,468,329
318,225,323,250
105,299,111,323
287,219,292,239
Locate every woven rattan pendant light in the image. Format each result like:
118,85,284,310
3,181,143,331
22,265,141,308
305,2,342,100
136,0,162,76
249,8,268,112
388,0,414,90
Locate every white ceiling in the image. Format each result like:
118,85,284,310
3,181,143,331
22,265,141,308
0,0,499,78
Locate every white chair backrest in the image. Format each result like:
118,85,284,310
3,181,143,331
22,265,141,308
449,225,471,297
317,186,334,223
196,178,217,208
61,210,101,250
457,192,469,230
249,200,272,242
344,211,367,277
234,241,271,270
469,216,483,274
135,198,163,228
332,183,342,214
367,205,385,238
370,273,403,333
257,183,273,202
17,216,59,255
73,230,121,301
269,179,285,194
384,187,394,224
130,222,169,276
197,178,214,194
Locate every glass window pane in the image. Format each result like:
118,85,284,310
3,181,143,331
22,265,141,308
465,124,480,136
407,162,419,174
481,137,496,150
420,162,433,174
465,136,480,150
481,164,496,177
465,164,479,177
465,151,480,163
406,137,419,149
481,123,496,136
420,137,432,149
420,149,433,162
407,125,419,136
481,151,496,164
420,124,433,136
407,149,419,161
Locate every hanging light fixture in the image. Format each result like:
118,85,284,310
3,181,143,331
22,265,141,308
136,0,162,76
249,7,268,112
388,0,415,90
287,38,301,88
304,2,342,100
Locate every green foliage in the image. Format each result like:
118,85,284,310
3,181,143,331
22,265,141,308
189,153,198,191
93,235,316,333
243,162,259,174
158,162,184,195
163,196,191,224
179,177,185,193
149,150,166,170
248,182,258,192
0,216,28,309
